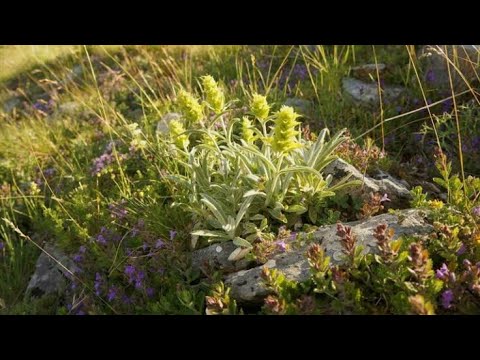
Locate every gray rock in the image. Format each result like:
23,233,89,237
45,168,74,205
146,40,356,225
323,158,411,208
225,209,432,304
418,45,480,91
284,98,313,116
156,112,181,134
342,77,404,105
351,64,387,79
191,241,254,274
25,244,78,299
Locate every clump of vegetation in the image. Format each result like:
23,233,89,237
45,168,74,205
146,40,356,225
1,45,479,315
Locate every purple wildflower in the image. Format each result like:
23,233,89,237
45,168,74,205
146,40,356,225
436,263,450,280
73,254,83,263
94,272,103,296
96,234,107,245
457,243,467,256
109,200,128,220
142,243,149,251
471,136,480,151
290,232,297,241
442,99,453,113
124,265,136,277
169,230,177,241
79,245,87,254
0,241,4,251
107,287,118,301
44,168,56,177
276,241,287,253
155,239,165,249
441,290,454,309
473,206,480,217
146,287,155,298
426,69,435,83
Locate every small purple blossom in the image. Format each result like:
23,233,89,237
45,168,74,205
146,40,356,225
441,290,454,309
442,98,453,113
79,245,87,254
169,230,177,241
146,287,155,298
73,254,83,263
122,295,132,305
426,69,435,83
109,200,128,220
155,239,165,249
276,240,287,253
457,243,467,256
0,241,4,251
96,234,107,245
473,206,480,217
94,272,103,296
107,287,118,301
124,265,136,277
436,263,450,280
43,168,56,177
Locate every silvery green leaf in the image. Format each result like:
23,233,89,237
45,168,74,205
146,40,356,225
235,195,255,228
268,208,287,223
250,214,265,221
233,237,253,249
228,247,251,261
285,204,308,214
200,193,227,225
191,230,228,238
243,190,266,198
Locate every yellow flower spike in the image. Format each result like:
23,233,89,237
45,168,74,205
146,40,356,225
201,75,224,114
177,89,203,123
271,105,302,154
250,93,270,121
169,120,189,149
241,116,256,144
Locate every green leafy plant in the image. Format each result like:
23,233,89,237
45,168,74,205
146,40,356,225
163,76,360,261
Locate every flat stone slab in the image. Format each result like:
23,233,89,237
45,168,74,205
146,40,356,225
25,244,78,299
224,209,432,304
342,77,404,105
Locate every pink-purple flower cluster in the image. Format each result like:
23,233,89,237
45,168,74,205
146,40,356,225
109,199,128,221
91,141,128,176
